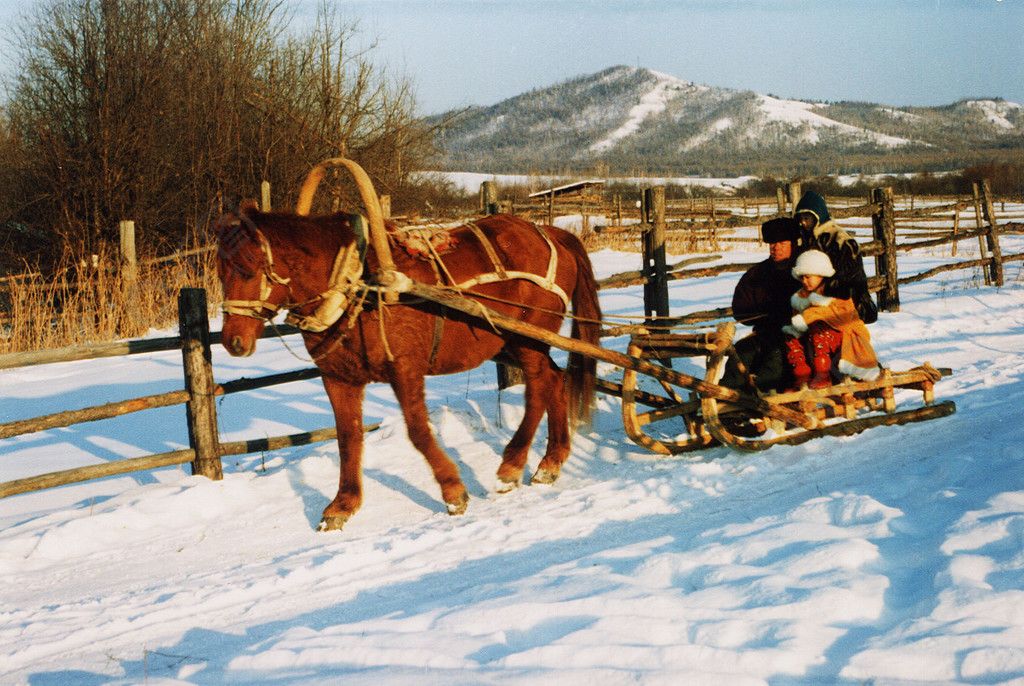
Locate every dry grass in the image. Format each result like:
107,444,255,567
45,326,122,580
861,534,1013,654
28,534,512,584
0,249,222,354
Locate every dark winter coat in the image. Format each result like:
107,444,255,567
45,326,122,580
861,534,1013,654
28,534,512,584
794,192,878,324
732,258,801,336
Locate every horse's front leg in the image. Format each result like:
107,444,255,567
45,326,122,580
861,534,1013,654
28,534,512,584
319,376,367,531
389,363,469,515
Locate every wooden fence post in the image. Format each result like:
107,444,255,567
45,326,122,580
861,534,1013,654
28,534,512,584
481,181,498,215
119,220,142,336
979,179,1004,287
952,203,961,257
119,220,137,284
642,186,669,326
261,180,272,212
871,187,900,312
178,288,223,481
788,182,802,211
971,183,992,286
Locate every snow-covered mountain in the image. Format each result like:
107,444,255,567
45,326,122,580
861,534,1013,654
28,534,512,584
427,66,1024,176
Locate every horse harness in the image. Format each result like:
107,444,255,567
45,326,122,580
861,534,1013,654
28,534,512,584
453,222,570,310
220,219,365,333
411,220,569,366
221,216,570,355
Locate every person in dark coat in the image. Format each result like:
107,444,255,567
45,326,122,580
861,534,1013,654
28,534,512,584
793,191,878,324
719,217,802,393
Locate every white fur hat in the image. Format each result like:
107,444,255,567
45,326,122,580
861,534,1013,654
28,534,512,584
792,249,835,278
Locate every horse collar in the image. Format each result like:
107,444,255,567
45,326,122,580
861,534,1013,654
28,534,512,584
283,215,369,332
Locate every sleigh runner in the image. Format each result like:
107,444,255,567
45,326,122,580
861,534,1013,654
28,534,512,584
214,157,955,530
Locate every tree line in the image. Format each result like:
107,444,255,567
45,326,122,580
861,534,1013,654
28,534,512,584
740,163,1024,199
0,0,435,274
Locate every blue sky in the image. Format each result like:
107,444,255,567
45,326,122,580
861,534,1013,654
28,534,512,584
321,0,1024,114
3,0,1022,116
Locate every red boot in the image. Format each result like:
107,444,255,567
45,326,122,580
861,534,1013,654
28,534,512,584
810,353,832,389
808,325,841,389
785,337,811,387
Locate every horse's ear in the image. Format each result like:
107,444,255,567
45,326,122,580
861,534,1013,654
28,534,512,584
240,199,260,215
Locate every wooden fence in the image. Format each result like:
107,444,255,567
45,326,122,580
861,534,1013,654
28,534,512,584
499,177,1024,253
0,289,381,499
594,181,1023,319
2,182,1022,498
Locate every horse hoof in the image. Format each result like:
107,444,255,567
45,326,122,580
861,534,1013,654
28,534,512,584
318,514,350,532
531,468,559,485
495,476,520,494
446,492,469,516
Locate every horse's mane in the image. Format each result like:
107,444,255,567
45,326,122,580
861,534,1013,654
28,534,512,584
249,209,354,256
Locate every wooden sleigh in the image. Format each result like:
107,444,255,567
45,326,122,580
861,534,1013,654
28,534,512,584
620,325,956,454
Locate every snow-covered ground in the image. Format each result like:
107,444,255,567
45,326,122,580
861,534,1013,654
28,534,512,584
1,228,1024,685
421,170,760,196
426,171,930,197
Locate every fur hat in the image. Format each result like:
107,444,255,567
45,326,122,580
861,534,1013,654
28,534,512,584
792,249,835,278
760,217,800,244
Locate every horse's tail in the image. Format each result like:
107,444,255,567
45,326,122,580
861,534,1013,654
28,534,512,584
564,235,601,430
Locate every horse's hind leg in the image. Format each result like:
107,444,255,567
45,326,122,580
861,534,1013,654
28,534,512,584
532,352,572,485
389,364,469,515
497,348,570,490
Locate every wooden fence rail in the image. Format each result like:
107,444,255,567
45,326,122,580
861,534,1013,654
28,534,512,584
598,181,1022,315
0,289,376,499
2,185,1017,290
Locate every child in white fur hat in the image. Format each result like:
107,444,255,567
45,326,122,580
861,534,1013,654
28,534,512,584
782,250,880,389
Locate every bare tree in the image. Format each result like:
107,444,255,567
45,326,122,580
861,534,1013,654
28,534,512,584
0,0,428,272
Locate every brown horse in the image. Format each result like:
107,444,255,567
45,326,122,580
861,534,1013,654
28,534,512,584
214,206,601,531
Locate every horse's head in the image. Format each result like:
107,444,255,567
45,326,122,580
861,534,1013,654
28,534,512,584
214,203,292,357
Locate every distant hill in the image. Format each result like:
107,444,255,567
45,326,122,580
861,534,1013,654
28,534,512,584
425,66,1024,177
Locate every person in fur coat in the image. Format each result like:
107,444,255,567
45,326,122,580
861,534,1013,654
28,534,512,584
782,250,880,389
793,191,878,324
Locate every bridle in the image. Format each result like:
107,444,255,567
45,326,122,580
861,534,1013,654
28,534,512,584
220,223,365,333
220,229,292,320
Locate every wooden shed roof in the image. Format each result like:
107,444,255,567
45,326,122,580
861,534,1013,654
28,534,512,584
527,179,605,200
